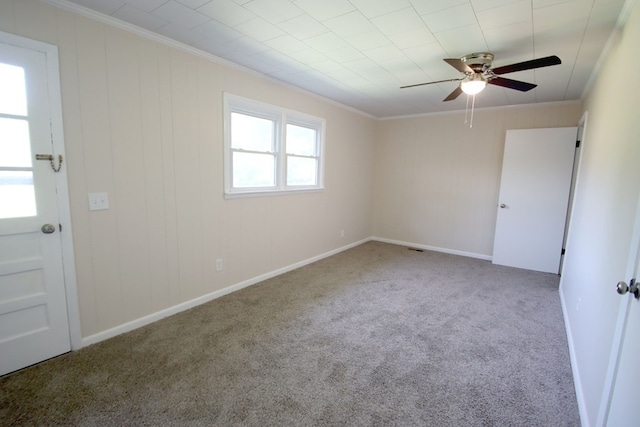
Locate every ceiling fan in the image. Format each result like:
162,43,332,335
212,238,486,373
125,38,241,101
400,53,562,101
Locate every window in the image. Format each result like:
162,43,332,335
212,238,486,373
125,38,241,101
224,93,325,197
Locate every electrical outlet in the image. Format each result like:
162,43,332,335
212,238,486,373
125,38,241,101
216,259,223,272
340,229,345,238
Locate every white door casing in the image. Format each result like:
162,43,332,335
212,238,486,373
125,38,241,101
0,32,79,376
492,127,577,273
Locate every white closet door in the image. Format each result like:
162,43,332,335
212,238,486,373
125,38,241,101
492,127,577,273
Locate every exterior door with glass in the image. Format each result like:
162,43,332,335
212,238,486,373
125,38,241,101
0,40,71,376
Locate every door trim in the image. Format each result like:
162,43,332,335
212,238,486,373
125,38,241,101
0,30,82,351
559,112,590,425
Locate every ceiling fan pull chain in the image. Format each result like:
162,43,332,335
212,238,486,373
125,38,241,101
470,94,476,128
464,94,470,125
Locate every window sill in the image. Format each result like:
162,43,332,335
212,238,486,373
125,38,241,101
224,187,325,200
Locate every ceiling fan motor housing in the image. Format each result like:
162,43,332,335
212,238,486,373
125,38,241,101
461,52,494,73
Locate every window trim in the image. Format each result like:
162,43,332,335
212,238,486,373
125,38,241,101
223,93,325,199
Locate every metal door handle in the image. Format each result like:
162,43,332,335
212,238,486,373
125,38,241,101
617,281,629,294
617,279,639,299
41,224,56,234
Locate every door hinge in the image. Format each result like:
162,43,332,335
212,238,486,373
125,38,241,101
576,140,581,148
59,223,62,232
561,248,566,255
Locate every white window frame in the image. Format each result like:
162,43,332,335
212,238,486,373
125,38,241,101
223,93,325,198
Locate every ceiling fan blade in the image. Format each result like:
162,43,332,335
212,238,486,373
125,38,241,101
400,78,461,89
488,76,537,92
491,55,561,75
443,58,474,74
443,86,463,101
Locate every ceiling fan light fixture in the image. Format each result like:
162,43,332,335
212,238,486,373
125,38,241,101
460,74,487,95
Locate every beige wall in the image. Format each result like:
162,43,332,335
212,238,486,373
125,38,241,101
0,0,375,338
373,103,583,258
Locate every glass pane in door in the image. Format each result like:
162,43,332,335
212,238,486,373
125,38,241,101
0,62,36,219
0,171,36,218
0,118,32,167
0,63,27,116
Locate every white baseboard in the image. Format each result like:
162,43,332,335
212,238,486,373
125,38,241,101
371,237,492,261
559,288,589,427
81,238,370,348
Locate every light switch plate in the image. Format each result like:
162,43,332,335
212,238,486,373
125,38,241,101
88,192,109,211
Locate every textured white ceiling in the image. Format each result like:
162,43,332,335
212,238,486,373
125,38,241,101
55,0,628,117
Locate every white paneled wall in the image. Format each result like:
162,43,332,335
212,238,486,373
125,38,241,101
373,103,583,258
1,0,375,338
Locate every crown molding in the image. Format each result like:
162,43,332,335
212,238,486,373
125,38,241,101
378,100,583,121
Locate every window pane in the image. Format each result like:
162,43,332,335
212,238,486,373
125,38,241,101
0,118,32,167
0,171,36,218
0,63,28,116
231,112,274,152
286,124,316,156
233,152,275,188
287,156,317,186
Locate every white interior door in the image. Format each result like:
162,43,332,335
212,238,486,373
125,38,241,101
0,41,71,376
604,196,640,426
492,127,577,273
607,280,640,425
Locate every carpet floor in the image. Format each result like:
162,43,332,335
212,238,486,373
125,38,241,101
0,241,580,426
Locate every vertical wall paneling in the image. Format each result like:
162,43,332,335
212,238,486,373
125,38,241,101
138,41,171,313
269,194,316,268
195,60,220,296
170,49,201,303
74,19,124,331
105,28,152,322
157,45,181,308
331,114,375,244
227,197,274,285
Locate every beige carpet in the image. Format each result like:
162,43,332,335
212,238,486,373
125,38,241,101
0,241,580,426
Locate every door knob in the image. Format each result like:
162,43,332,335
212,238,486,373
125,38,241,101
617,281,629,294
617,279,639,299
499,204,507,208
41,223,56,234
